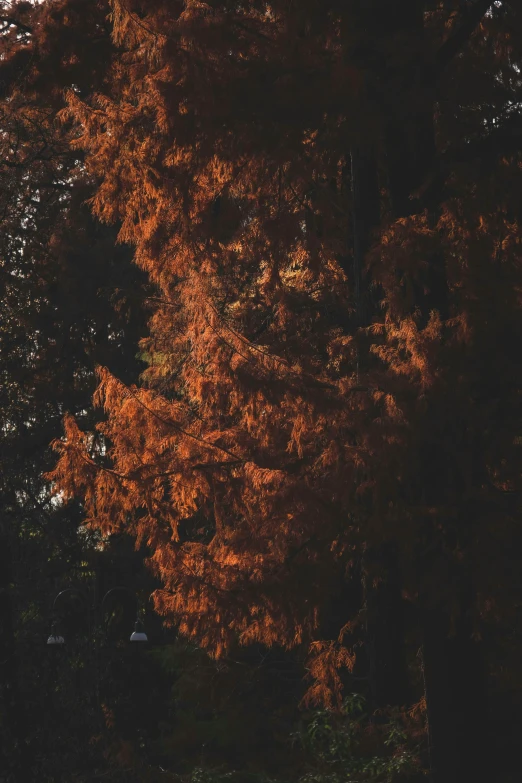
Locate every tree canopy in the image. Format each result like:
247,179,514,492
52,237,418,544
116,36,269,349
2,1,522,781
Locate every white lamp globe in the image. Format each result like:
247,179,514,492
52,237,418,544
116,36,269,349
130,619,148,642
47,623,65,645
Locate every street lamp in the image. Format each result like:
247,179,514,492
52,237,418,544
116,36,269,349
130,618,148,642
47,586,148,645
46,621,65,645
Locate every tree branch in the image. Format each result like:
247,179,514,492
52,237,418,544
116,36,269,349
429,0,495,83
0,15,32,34
413,110,522,208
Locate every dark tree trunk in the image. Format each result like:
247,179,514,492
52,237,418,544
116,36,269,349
351,146,379,328
422,606,490,783
350,147,411,711
350,6,488,772
369,548,410,708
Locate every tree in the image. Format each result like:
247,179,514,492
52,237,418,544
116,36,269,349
0,2,152,777
47,1,522,780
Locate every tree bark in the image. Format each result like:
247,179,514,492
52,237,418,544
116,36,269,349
351,146,379,328
422,605,490,783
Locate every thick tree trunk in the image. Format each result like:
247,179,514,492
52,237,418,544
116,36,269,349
422,606,490,783
351,6,486,770
350,147,411,711
369,548,410,709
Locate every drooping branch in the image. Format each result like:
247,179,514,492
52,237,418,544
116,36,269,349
98,371,243,463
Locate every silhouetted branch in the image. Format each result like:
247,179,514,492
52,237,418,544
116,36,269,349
428,0,495,83
0,15,32,34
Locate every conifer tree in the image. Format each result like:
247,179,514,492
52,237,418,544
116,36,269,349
47,2,522,779
0,2,150,776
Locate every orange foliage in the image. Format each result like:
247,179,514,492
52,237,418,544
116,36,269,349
45,0,522,709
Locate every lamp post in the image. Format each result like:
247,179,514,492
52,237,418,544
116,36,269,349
47,586,148,645
44,584,152,761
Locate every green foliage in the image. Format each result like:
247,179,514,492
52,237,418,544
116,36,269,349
189,770,276,783
292,695,420,783
169,695,420,783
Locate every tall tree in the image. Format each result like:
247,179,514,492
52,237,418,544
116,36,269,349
0,2,151,777
48,1,522,780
